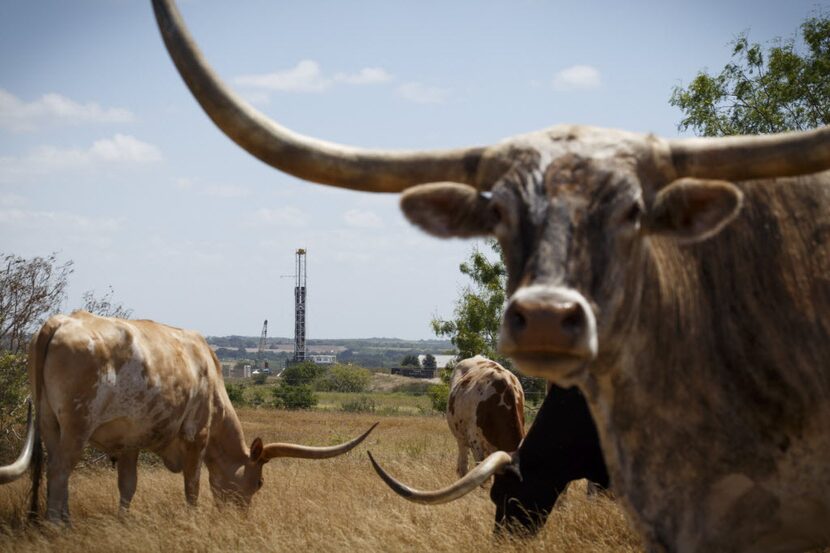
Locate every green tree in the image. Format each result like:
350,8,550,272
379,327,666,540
315,364,371,393
432,241,507,362
400,354,421,368
280,361,326,386
224,383,246,406
272,384,318,410
670,13,830,136
0,252,73,353
0,253,73,458
428,383,449,413
432,241,546,404
422,353,437,370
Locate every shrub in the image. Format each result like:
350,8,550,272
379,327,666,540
251,372,267,385
272,384,318,410
0,352,28,417
224,383,246,406
315,364,371,393
428,383,449,413
249,388,267,408
0,352,29,460
281,362,326,386
340,395,377,413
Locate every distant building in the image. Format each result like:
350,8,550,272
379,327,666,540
390,366,436,379
223,363,252,379
284,354,336,369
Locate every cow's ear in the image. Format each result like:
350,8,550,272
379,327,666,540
643,178,743,244
400,182,496,238
250,438,264,462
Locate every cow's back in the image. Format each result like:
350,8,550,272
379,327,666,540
35,311,220,455
447,356,525,454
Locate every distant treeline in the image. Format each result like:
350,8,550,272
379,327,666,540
208,335,454,369
207,335,452,351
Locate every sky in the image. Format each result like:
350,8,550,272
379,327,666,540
0,0,826,339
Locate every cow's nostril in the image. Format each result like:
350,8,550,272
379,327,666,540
561,306,585,335
510,310,527,333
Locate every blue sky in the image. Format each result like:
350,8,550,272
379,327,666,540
1,0,825,339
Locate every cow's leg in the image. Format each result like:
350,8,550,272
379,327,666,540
181,438,206,506
39,403,80,524
43,423,84,524
455,438,469,478
117,449,140,513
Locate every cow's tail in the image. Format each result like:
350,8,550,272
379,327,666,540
27,316,62,521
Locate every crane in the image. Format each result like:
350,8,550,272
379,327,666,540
256,319,270,374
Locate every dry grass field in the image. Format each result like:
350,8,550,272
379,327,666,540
0,409,642,552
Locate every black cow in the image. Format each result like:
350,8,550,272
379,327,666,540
490,383,608,535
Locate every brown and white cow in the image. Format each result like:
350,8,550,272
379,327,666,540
152,2,830,550
2,311,375,524
446,356,524,479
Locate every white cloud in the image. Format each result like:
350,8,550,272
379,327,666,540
397,82,450,104
333,67,392,85
236,60,330,93
234,60,392,94
252,206,308,227
88,134,163,163
0,88,135,131
551,65,602,91
0,134,162,181
343,209,384,229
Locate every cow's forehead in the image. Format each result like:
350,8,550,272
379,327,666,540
483,124,669,193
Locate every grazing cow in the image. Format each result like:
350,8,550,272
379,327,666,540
8,311,375,524
447,356,525,479
490,383,608,535
369,379,608,537
152,2,830,550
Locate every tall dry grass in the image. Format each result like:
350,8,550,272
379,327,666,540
0,409,641,552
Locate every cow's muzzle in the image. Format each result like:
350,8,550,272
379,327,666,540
499,286,597,380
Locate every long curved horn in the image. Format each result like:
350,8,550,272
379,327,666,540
262,423,377,460
367,450,513,505
0,400,35,484
151,0,485,192
669,126,830,181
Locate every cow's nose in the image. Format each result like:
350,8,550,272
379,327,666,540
501,289,594,357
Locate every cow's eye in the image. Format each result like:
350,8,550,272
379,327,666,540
623,202,642,226
490,203,503,225
258,479,264,489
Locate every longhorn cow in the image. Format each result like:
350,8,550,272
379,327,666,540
0,311,375,524
446,356,525,480
489,383,608,535
152,1,830,550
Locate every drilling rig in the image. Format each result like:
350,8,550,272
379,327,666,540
292,249,307,364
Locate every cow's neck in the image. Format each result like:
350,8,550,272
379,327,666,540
204,389,249,474
585,180,830,550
